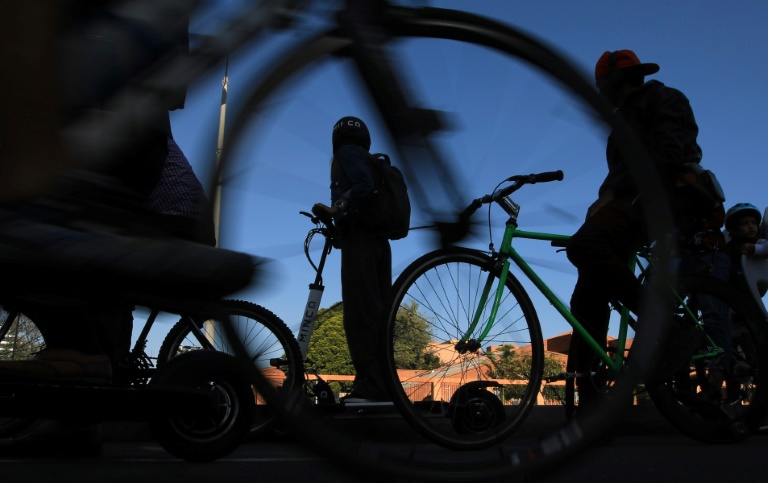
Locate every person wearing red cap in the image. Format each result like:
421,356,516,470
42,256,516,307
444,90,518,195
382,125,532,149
565,49,730,411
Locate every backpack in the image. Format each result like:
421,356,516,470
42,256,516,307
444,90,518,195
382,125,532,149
674,163,727,254
678,162,726,206
364,153,411,240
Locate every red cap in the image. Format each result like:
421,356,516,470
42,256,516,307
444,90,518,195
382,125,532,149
594,50,660,81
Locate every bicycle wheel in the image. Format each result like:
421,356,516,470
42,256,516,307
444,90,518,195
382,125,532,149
149,350,255,462
157,300,303,436
384,247,543,448
647,274,768,443
216,6,673,481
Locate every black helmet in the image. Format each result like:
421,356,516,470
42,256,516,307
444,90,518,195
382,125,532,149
332,116,370,152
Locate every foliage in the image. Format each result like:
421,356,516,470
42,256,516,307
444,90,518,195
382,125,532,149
304,301,441,377
485,345,566,403
304,302,354,376
392,301,441,370
299,300,441,401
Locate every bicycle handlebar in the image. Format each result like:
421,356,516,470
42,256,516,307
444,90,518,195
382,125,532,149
461,170,564,219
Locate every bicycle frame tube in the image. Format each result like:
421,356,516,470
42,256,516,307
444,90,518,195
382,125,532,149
479,221,623,373
132,308,159,355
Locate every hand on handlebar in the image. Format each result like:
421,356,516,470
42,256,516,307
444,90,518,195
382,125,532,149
311,203,337,226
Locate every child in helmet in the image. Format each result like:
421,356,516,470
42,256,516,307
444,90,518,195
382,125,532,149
725,203,768,262
717,202,767,402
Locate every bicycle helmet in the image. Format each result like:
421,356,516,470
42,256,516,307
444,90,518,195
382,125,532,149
725,202,761,232
332,116,371,152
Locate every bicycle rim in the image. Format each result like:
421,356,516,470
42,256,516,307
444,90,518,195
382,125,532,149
218,6,673,481
385,248,544,448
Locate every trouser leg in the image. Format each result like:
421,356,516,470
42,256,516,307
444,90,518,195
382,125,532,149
340,235,391,398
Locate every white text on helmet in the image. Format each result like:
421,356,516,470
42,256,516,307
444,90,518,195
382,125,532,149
333,120,361,131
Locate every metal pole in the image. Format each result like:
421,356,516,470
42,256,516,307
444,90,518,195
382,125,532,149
212,58,229,245
208,59,229,345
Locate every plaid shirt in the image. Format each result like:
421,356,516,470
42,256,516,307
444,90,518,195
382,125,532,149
146,137,208,219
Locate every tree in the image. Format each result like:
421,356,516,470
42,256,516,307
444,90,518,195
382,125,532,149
392,301,441,370
301,301,441,394
304,302,353,377
485,345,566,403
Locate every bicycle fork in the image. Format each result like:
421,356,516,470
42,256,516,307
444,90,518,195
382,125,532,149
456,258,511,354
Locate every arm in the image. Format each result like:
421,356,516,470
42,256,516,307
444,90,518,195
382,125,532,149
754,239,768,258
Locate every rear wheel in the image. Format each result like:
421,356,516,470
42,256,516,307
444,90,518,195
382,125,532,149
647,274,768,443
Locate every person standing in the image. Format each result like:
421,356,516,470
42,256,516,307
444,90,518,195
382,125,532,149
313,116,391,402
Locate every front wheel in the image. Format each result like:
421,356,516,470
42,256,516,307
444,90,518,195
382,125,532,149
647,274,768,443
383,247,544,449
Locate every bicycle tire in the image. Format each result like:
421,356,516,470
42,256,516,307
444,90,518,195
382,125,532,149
149,350,255,462
646,274,768,443
157,300,303,436
384,247,544,449
217,6,672,481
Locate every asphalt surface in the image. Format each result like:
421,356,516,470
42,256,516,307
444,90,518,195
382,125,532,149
2,406,768,482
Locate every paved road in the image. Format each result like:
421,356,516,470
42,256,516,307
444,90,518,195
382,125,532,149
2,407,768,482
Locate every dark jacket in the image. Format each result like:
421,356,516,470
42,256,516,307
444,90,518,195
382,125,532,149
330,144,375,232
599,80,702,198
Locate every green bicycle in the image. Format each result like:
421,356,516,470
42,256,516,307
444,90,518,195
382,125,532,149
383,170,768,449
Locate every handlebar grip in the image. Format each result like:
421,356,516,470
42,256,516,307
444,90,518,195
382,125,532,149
530,170,564,183
460,198,485,219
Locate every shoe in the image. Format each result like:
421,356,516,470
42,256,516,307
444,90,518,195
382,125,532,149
0,349,112,384
0,419,102,457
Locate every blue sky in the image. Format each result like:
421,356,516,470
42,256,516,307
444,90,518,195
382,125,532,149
143,0,768,355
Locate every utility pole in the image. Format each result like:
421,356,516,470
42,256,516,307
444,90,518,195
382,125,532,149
212,57,229,245
207,59,229,345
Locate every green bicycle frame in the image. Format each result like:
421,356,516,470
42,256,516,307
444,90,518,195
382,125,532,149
463,214,725,376
464,218,627,375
